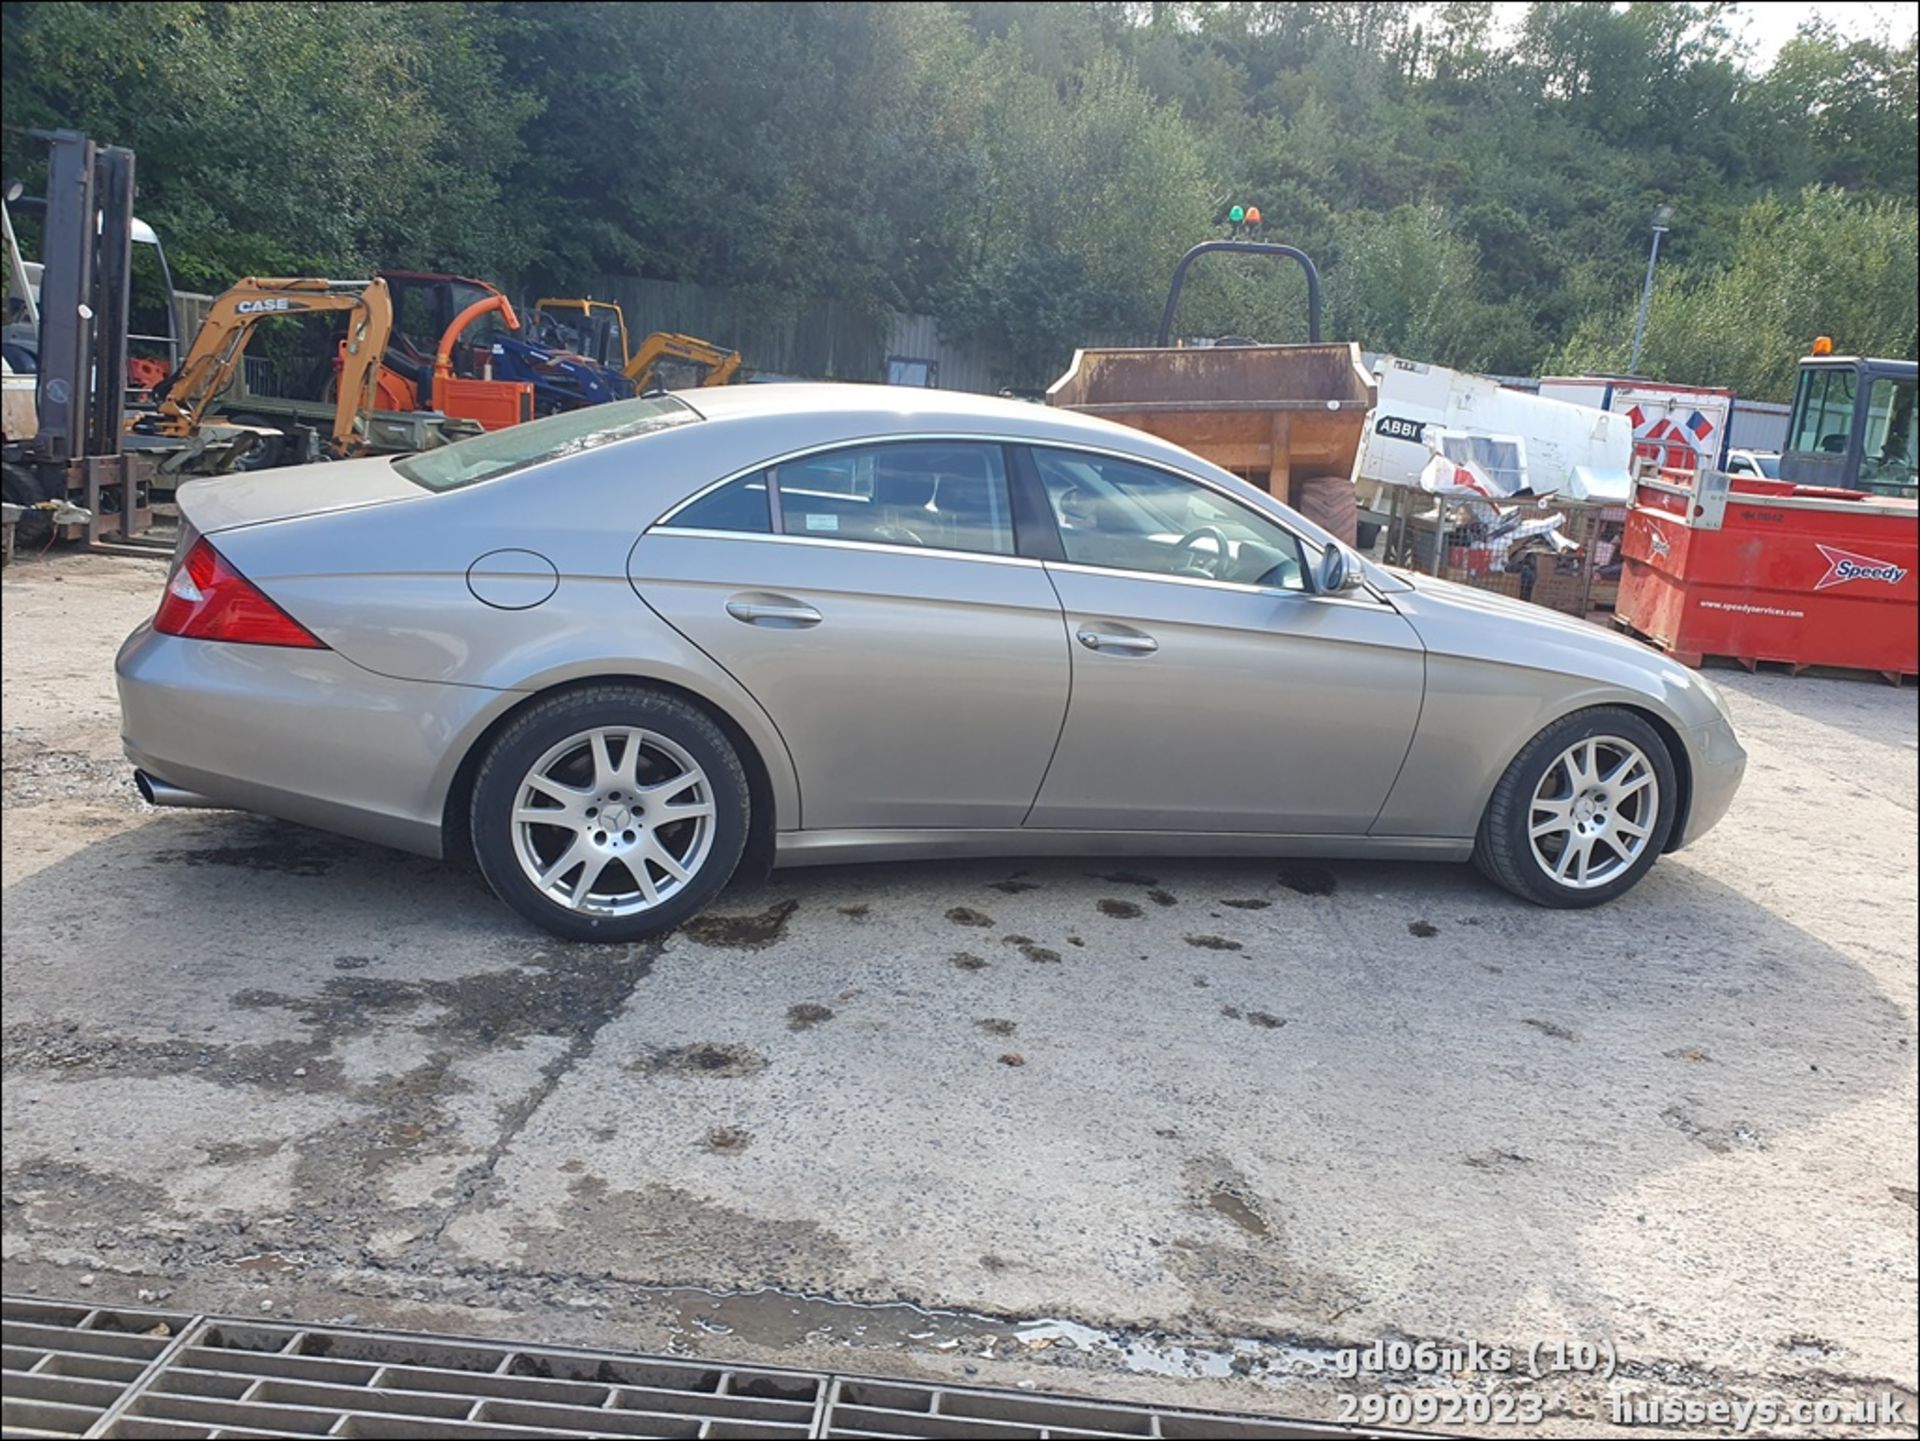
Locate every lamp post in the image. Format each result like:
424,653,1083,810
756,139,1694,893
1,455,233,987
1628,203,1674,376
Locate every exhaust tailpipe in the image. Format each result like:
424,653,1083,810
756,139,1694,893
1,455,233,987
134,770,224,810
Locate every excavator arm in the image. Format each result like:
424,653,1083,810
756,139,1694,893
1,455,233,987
626,331,742,392
138,277,392,458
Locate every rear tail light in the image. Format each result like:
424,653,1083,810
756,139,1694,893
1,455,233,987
154,537,326,649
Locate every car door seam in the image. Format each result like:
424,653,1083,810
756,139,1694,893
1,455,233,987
625,535,809,829
1018,560,1076,829
1365,639,1433,836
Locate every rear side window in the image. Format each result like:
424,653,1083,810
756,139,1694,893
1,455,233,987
775,442,1014,555
394,395,697,491
671,474,771,533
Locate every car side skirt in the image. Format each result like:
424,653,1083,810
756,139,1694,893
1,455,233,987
772,828,1472,868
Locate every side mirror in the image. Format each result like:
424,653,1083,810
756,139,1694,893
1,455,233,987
1317,543,1364,594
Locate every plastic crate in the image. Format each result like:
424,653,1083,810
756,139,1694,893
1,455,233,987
1444,567,1525,598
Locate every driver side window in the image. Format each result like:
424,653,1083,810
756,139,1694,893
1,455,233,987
1031,449,1308,591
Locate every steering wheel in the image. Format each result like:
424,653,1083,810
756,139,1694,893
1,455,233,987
1172,525,1232,578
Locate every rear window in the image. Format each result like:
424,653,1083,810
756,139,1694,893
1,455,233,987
393,395,698,492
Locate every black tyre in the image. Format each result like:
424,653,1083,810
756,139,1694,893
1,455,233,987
226,416,288,472
470,685,750,942
1294,474,1358,547
2,462,54,549
1473,706,1677,908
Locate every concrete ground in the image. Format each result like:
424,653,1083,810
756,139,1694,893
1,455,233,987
3,548,1916,1436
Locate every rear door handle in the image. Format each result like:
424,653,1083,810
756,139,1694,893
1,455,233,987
726,597,822,627
1076,628,1157,654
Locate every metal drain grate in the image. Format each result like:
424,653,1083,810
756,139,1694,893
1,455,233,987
2,1298,194,1438
3,1296,1394,1440
817,1377,1368,1438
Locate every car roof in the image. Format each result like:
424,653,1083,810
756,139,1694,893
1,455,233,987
675,381,1181,454
667,381,1249,479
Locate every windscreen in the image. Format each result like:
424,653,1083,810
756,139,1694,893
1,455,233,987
393,395,698,491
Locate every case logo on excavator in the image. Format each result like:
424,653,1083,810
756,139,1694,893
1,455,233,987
235,298,297,315
1813,544,1908,591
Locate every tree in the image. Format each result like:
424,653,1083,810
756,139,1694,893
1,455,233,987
1555,188,1919,400
0,1,534,289
1325,202,1497,368
1745,24,1919,195
939,45,1211,384
2,0,1912,388
487,1,978,316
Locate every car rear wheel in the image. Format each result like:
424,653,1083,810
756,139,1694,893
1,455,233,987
470,685,749,941
1474,707,1676,908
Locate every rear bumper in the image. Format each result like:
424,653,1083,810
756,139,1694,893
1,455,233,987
1675,716,1746,849
116,623,500,858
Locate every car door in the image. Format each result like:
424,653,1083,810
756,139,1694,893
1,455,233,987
630,440,1070,830
1021,446,1425,835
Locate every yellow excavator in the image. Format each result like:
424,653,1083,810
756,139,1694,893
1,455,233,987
133,276,534,470
531,297,741,392
136,278,392,462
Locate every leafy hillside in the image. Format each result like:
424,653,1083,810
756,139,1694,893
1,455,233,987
4,1,1914,397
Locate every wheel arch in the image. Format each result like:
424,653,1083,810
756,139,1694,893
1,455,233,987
1474,697,1694,853
440,673,784,883
1617,702,1692,853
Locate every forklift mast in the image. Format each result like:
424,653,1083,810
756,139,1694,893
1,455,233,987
35,131,136,466
4,129,153,545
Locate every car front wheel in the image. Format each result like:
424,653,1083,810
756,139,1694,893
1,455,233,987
470,685,749,941
1474,706,1677,908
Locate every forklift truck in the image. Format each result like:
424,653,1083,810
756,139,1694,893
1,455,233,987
0,129,160,549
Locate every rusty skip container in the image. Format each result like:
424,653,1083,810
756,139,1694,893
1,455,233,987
1046,241,1374,540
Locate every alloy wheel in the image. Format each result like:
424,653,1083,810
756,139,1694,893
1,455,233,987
1526,735,1660,890
509,726,716,915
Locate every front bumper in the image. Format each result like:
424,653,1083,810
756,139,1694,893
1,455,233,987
1674,715,1746,849
116,622,502,858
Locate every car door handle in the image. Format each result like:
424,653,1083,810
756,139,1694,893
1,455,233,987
726,597,822,627
1076,628,1157,654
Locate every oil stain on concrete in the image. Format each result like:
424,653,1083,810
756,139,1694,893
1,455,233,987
681,899,800,949
1000,935,1061,963
1274,864,1337,896
629,1043,769,1079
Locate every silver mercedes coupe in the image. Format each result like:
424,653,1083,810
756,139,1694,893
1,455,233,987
118,385,1746,940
